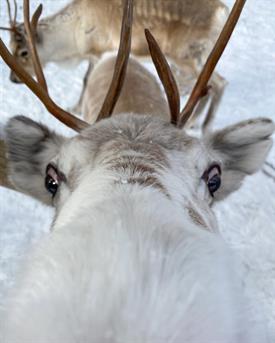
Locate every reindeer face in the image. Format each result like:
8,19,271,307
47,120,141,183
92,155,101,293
9,25,36,83
5,114,274,230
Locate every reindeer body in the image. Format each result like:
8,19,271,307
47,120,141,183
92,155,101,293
81,55,169,122
10,0,228,67
8,0,228,127
77,0,228,64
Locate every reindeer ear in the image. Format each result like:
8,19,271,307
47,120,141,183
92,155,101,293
5,116,65,205
206,118,275,200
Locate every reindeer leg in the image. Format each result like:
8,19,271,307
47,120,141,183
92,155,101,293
262,161,275,182
188,91,211,130
168,57,226,132
69,61,94,114
202,72,227,132
170,61,196,96
185,72,226,132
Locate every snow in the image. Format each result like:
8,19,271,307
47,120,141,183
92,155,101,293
0,0,275,339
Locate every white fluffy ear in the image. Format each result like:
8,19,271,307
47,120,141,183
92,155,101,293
206,118,275,200
5,116,66,205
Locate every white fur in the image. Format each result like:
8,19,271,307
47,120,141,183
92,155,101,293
2,113,273,342
1,184,266,342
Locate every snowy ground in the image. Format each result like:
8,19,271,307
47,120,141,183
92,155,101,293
0,0,275,340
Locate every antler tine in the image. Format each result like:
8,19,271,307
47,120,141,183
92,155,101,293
23,1,47,90
1,1,19,33
0,27,15,32
30,1,42,32
5,0,13,26
145,28,180,125
13,0,17,26
96,0,133,121
178,0,247,128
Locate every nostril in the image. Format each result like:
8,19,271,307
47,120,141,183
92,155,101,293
9,72,22,84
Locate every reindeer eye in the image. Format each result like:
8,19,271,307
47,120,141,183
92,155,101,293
19,49,28,58
202,164,221,197
45,164,60,197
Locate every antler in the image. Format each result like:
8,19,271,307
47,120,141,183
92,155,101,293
0,38,89,131
0,0,40,36
30,2,42,32
96,0,133,121
179,0,246,128
145,29,180,125
0,0,133,131
0,0,88,131
6,0,13,25
0,0,18,33
13,0,17,27
145,0,246,128
23,1,47,90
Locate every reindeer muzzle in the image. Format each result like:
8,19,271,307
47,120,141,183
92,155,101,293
10,70,22,83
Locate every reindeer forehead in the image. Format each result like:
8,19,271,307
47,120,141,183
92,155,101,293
11,25,25,42
56,115,204,182
81,115,195,151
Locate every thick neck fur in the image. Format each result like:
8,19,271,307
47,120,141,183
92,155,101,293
2,179,259,342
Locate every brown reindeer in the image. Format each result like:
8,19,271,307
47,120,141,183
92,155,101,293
81,55,169,123
1,0,229,129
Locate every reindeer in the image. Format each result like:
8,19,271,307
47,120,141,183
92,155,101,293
1,0,229,129
0,56,169,190
0,0,273,341
0,56,169,189
81,54,169,123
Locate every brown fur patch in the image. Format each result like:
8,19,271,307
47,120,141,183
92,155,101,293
187,206,208,229
127,175,169,196
104,141,169,196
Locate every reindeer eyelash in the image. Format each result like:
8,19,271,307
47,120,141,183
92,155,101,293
45,163,65,197
202,164,222,197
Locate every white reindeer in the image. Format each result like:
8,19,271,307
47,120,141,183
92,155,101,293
0,55,169,190
1,0,229,128
0,0,273,342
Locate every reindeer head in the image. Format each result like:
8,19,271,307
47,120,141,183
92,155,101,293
1,0,274,232
5,112,274,232
8,24,33,83
0,0,42,83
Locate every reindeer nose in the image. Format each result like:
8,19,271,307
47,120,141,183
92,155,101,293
10,71,22,84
